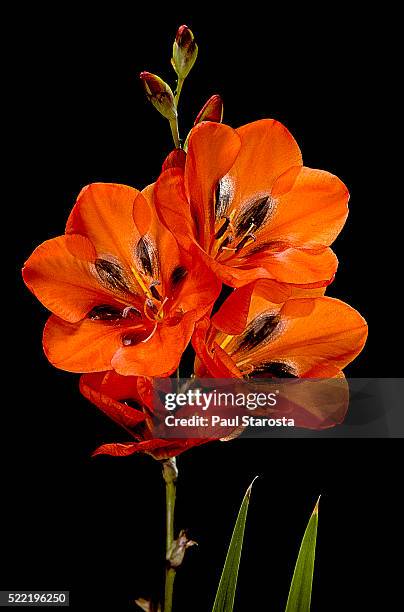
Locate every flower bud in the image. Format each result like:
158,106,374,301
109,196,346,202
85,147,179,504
139,72,177,121
194,94,223,125
171,25,198,80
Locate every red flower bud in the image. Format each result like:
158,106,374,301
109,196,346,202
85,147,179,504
162,148,186,172
172,25,198,80
139,71,177,120
194,94,224,125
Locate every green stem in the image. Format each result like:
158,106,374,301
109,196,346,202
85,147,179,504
169,116,180,149
164,568,176,612
175,78,184,106
162,458,178,612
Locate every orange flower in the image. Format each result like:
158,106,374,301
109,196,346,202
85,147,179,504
80,371,210,459
194,282,367,378
192,282,367,427
155,119,349,287
23,183,221,377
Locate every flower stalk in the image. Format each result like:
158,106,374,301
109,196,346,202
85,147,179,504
162,458,178,612
169,117,180,149
174,78,184,106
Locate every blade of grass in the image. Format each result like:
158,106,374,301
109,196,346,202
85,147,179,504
285,496,320,612
211,477,258,612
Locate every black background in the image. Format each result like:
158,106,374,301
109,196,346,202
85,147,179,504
7,3,403,611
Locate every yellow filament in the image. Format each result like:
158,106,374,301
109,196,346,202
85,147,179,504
156,296,169,320
131,266,152,298
141,322,158,343
241,237,255,249
220,334,234,350
240,223,255,240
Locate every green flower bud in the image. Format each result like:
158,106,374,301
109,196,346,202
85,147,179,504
171,25,198,80
140,72,177,121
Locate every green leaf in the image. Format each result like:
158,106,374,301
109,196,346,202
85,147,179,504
211,477,258,612
285,496,320,612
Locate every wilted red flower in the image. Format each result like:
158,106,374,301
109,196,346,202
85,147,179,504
80,371,210,459
23,183,221,377
155,119,349,288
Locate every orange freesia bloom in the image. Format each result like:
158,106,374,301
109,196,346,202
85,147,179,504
194,282,367,378
23,183,221,377
80,371,210,459
192,282,367,426
154,119,349,287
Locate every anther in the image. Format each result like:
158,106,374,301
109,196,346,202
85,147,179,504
150,284,163,301
122,306,142,319
235,233,256,253
215,217,230,239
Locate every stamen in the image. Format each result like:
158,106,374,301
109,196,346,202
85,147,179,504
220,335,234,350
215,217,230,239
131,265,152,298
235,233,256,253
144,298,158,322
122,306,142,319
156,296,169,320
218,235,235,252
235,196,271,237
143,295,168,323
141,323,158,343
240,222,256,239
150,284,162,301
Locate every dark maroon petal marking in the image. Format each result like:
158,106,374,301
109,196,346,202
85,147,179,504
215,179,232,220
236,312,280,352
135,236,158,277
253,362,298,378
235,196,272,236
170,265,188,287
87,305,123,321
95,259,130,293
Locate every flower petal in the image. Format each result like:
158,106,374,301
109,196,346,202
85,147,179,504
255,297,368,374
92,438,209,459
66,183,152,265
154,168,196,248
212,280,291,335
169,251,222,321
227,119,302,211
247,245,339,286
22,234,114,323
80,372,146,430
185,122,241,249
259,166,349,247
162,148,186,171
43,315,145,373
111,312,196,377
